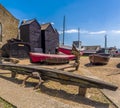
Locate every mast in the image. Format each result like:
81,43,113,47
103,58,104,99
105,34,107,49
104,34,107,54
78,28,80,42
78,27,81,49
62,16,65,45
78,28,80,49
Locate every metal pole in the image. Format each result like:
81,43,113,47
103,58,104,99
78,28,80,42
105,34,107,49
105,34,107,54
63,16,65,45
78,28,80,49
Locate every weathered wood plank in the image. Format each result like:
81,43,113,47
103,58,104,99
79,67,119,107
0,63,118,91
101,89,120,108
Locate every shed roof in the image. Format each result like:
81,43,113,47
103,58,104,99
41,23,51,30
21,19,36,26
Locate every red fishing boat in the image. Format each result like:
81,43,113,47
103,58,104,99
29,52,75,64
58,45,83,55
58,45,72,55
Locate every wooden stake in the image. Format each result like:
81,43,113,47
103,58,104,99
78,86,87,97
11,71,17,78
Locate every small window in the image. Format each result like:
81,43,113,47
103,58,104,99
0,23,2,42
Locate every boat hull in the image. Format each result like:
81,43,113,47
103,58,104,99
58,45,83,55
89,54,110,65
58,46,72,55
29,52,75,64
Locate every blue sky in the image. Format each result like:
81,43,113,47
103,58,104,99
1,0,120,48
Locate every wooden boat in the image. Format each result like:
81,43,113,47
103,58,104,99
58,45,83,55
29,52,75,64
89,53,110,65
58,45,72,55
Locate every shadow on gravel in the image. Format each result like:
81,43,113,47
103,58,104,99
0,72,110,108
85,63,106,67
0,74,22,84
116,63,120,68
38,84,110,108
0,73,37,88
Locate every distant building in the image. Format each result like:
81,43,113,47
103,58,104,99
0,4,19,48
41,23,59,53
20,20,59,54
82,45,101,56
97,47,117,56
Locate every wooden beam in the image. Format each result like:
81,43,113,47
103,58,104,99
0,63,118,91
101,89,120,108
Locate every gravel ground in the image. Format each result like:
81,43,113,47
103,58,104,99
0,57,119,108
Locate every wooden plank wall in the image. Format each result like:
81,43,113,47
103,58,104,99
29,21,41,52
44,26,59,54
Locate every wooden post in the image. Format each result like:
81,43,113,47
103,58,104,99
11,71,17,78
71,44,80,70
75,56,80,70
0,50,2,64
78,86,87,97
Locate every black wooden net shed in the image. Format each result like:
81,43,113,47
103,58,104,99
1,38,31,58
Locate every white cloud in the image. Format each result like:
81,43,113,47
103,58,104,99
58,29,77,34
111,30,120,34
88,31,107,35
51,22,54,25
65,29,78,33
41,22,54,25
80,30,89,34
58,28,120,35
58,29,88,34
58,31,63,34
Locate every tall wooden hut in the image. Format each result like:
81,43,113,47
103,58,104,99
41,23,59,54
20,19,42,52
